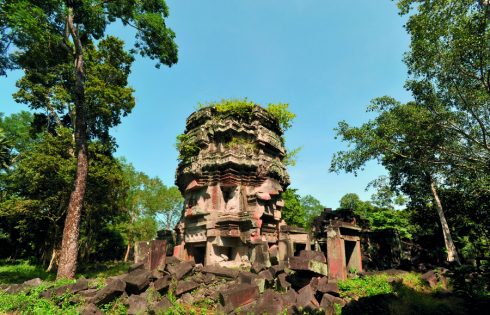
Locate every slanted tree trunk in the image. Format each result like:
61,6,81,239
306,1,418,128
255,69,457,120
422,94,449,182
46,248,58,272
57,8,88,279
124,242,131,262
430,180,460,264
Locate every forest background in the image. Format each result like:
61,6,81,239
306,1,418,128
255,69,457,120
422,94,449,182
0,0,488,299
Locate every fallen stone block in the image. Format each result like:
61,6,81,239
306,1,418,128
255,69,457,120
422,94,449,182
320,281,339,296
288,256,328,276
282,288,298,307
78,288,99,299
167,261,194,280
90,279,126,306
165,256,183,265
149,269,165,281
3,284,27,294
277,273,291,291
219,283,260,313
297,284,320,310
319,294,336,315
202,265,239,279
203,272,216,285
251,261,267,274
258,269,274,284
41,278,90,299
269,263,285,277
153,275,171,293
238,271,258,284
127,294,148,315
149,296,172,315
80,303,103,315
124,269,151,294
23,278,42,286
299,250,327,263
72,278,90,293
421,270,447,289
253,289,285,315
175,280,199,296
128,262,145,273
321,293,346,307
287,272,315,290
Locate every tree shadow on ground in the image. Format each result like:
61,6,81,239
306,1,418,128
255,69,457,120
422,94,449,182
341,281,489,315
0,259,54,284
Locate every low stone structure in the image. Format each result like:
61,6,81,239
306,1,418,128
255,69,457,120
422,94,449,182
173,105,308,267
312,208,363,280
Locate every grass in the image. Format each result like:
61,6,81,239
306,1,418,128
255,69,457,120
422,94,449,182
0,260,132,314
0,259,130,285
0,280,80,315
338,272,470,315
0,259,55,284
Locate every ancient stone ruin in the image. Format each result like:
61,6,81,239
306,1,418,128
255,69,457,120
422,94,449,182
312,208,363,280
172,105,310,267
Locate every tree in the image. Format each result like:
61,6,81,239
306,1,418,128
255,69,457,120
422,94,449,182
281,189,307,228
1,0,178,279
0,128,10,169
331,99,460,262
281,189,325,229
338,193,413,239
300,195,324,227
118,160,183,262
397,0,490,178
0,112,128,265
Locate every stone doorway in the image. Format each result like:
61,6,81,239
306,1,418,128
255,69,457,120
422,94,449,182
344,240,361,273
187,243,206,265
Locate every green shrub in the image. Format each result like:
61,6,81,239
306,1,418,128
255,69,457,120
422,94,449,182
339,274,394,299
0,284,80,315
266,103,296,131
176,133,200,163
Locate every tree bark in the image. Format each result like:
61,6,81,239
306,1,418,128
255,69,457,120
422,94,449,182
57,8,88,279
430,180,461,264
46,248,58,272
124,242,131,262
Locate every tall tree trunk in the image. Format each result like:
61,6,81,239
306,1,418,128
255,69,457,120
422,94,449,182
57,9,88,279
430,180,461,264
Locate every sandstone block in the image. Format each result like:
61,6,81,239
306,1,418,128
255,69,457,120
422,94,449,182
124,269,151,294
219,283,260,313
90,279,126,306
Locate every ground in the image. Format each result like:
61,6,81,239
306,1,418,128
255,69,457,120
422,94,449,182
1,259,485,315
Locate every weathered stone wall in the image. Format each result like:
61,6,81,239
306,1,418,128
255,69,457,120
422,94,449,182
174,105,292,266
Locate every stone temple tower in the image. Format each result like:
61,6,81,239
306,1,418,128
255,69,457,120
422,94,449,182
173,104,294,266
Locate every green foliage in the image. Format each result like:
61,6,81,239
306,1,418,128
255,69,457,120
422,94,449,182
332,0,490,265
339,193,413,239
198,98,296,132
0,128,10,169
214,98,256,121
266,103,296,132
283,146,302,167
0,284,80,315
450,264,490,299
179,99,296,165
0,260,54,284
339,274,394,298
176,133,200,163
116,159,183,259
281,189,325,229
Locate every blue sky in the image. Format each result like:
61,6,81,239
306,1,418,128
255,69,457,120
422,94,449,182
0,0,412,208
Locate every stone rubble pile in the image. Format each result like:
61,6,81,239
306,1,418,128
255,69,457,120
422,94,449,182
1,250,350,315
